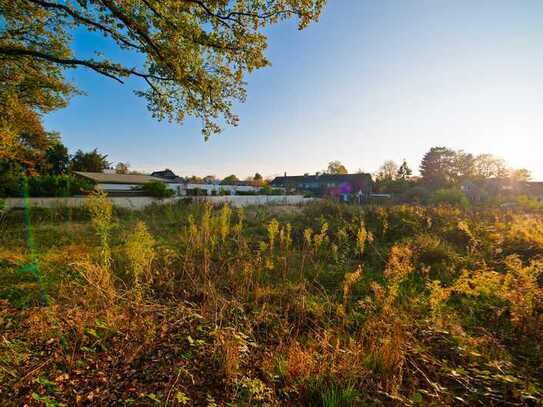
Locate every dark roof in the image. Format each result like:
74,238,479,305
74,171,170,185
271,173,372,186
151,169,185,183
152,169,178,179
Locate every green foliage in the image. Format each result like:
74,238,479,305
259,185,284,195
40,140,70,175
0,0,324,139
420,147,458,188
222,175,240,185
27,175,92,197
307,381,362,407
517,195,543,211
234,190,257,196
430,188,470,208
136,181,175,198
0,174,92,198
70,149,110,173
187,187,209,196
396,160,412,180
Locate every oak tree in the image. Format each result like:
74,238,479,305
1,0,325,140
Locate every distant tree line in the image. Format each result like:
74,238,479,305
372,147,532,204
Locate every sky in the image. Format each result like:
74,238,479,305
44,0,543,181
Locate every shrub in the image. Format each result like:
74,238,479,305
430,188,470,208
259,185,284,195
399,185,431,204
27,175,93,197
517,195,543,211
0,174,92,197
187,187,209,196
136,181,175,198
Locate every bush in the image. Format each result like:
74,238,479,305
0,172,22,197
28,175,93,197
430,188,470,208
186,187,208,196
517,195,543,211
0,175,93,197
259,185,285,195
399,185,431,204
136,181,175,198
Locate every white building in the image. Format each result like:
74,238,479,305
75,171,259,196
74,171,182,195
182,183,258,195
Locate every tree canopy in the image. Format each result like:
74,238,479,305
375,160,398,182
0,0,325,142
397,160,412,180
70,149,110,172
327,160,348,175
40,139,70,175
221,174,239,185
115,162,130,174
420,146,531,189
420,147,459,188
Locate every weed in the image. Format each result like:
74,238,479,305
125,221,155,302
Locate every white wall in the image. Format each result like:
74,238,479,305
94,182,258,196
193,195,314,207
4,196,314,210
184,183,258,195
98,183,141,191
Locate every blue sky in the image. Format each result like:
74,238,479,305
44,1,543,180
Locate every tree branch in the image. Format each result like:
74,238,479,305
27,0,143,50
0,46,167,83
98,0,164,59
140,0,245,53
182,0,301,26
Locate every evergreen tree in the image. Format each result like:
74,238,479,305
396,160,412,180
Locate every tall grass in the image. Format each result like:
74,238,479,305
1,199,542,405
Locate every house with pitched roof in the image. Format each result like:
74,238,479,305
74,171,184,195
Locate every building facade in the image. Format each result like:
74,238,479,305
270,173,373,202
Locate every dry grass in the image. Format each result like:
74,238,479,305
0,200,542,405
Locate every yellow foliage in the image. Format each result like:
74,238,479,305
86,190,114,270
125,221,155,302
342,265,363,308
356,222,367,257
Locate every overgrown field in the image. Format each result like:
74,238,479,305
1,196,542,406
